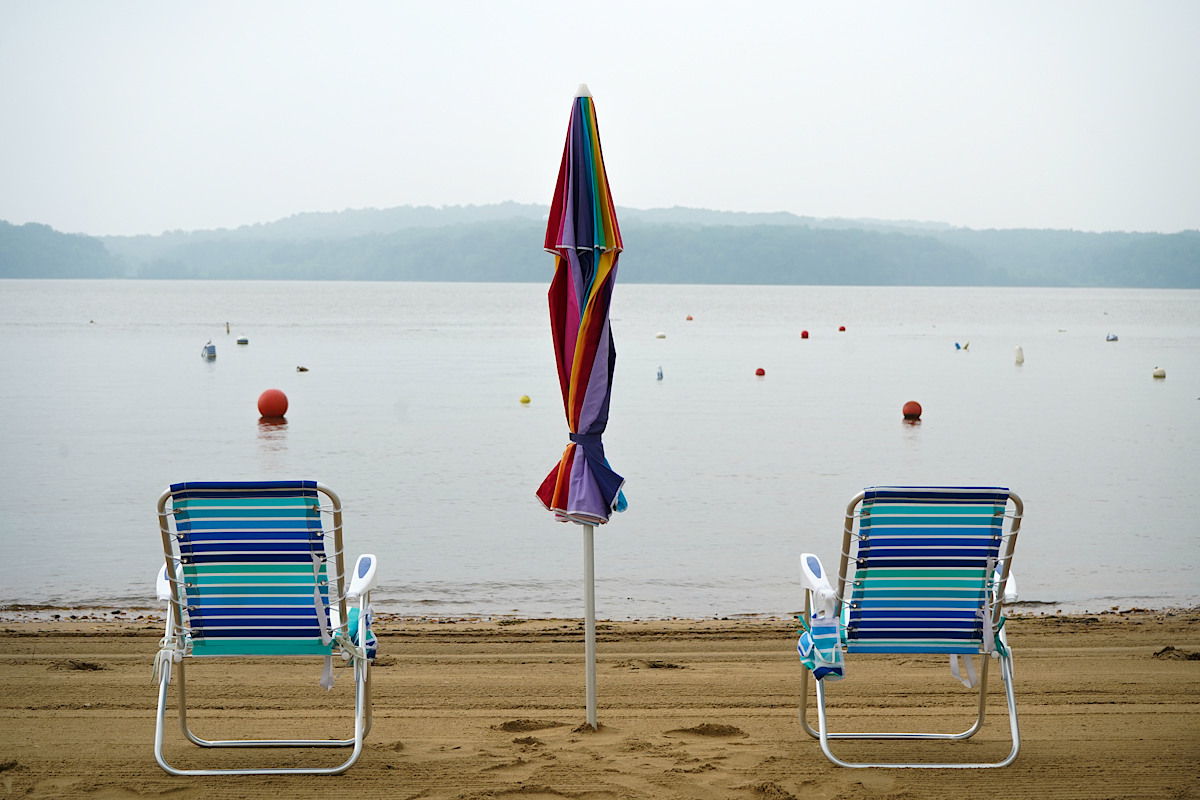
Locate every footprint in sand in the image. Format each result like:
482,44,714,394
751,781,799,800
665,723,748,738
1153,646,1200,660
612,659,686,670
494,719,566,733
513,736,543,746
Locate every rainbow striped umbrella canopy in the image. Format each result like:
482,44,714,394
536,85,627,526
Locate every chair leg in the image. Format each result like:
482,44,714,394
362,660,374,739
154,656,371,776
802,655,1019,769
153,660,178,775
798,662,820,739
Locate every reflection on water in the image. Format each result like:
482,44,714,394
257,418,288,471
901,417,922,451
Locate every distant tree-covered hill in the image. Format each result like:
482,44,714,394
2,204,1197,286
0,221,121,278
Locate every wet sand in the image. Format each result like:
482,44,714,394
0,610,1197,799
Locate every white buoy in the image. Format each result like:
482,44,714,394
1015,345,1024,364
1153,367,1166,379
655,332,666,339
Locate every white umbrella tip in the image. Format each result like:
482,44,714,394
575,83,592,98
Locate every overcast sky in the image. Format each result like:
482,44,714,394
1,1,1197,236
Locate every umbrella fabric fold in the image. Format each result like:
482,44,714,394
536,87,627,526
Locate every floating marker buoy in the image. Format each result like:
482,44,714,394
656,332,666,339
1015,345,1024,364
236,336,249,345
838,325,846,332
801,330,809,339
903,400,922,420
656,366,663,381
520,395,531,404
755,367,766,376
1153,367,1166,379
686,315,693,321
258,388,288,419
226,322,230,334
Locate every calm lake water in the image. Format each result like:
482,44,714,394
1,279,1197,618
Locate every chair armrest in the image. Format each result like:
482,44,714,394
347,554,378,600
156,565,172,602
1002,571,1018,604
800,553,837,620
992,565,1018,605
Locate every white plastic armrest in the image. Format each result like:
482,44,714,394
347,553,378,600
799,552,837,620
993,564,1018,605
156,565,172,602
1003,571,1018,604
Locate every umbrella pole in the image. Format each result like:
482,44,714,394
583,523,597,729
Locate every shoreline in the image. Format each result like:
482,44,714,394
2,604,1197,636
2,601,1197,628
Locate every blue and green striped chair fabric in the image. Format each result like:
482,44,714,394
169,481,336,658
845,487,1008,655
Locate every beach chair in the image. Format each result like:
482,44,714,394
797,486,1023,768
153,481,378,775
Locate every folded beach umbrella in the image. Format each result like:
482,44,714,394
535,84,626,729
536,84,627,526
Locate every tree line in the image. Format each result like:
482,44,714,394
2,207,1197,287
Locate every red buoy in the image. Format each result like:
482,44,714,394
838,325,846,332
755,367,766,376
801,330,809,339
258,388,289,419
902,400,922,420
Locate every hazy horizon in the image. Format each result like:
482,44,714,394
2,2,1197,237
51,201,1200,240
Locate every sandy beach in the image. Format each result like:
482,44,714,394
0,610,1197,799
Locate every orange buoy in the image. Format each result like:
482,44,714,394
755,367,766,376
258,388,288,419
686,315,693,321
801,330,809,339
902,401,922,420
838,325,846,332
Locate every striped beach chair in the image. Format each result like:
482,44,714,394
797,486,1024,768
153,481,378,775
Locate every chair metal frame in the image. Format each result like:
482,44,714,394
798,487,1023,768
153,481,376,776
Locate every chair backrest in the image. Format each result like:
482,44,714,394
157,481,345,657
839,487,1020,656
